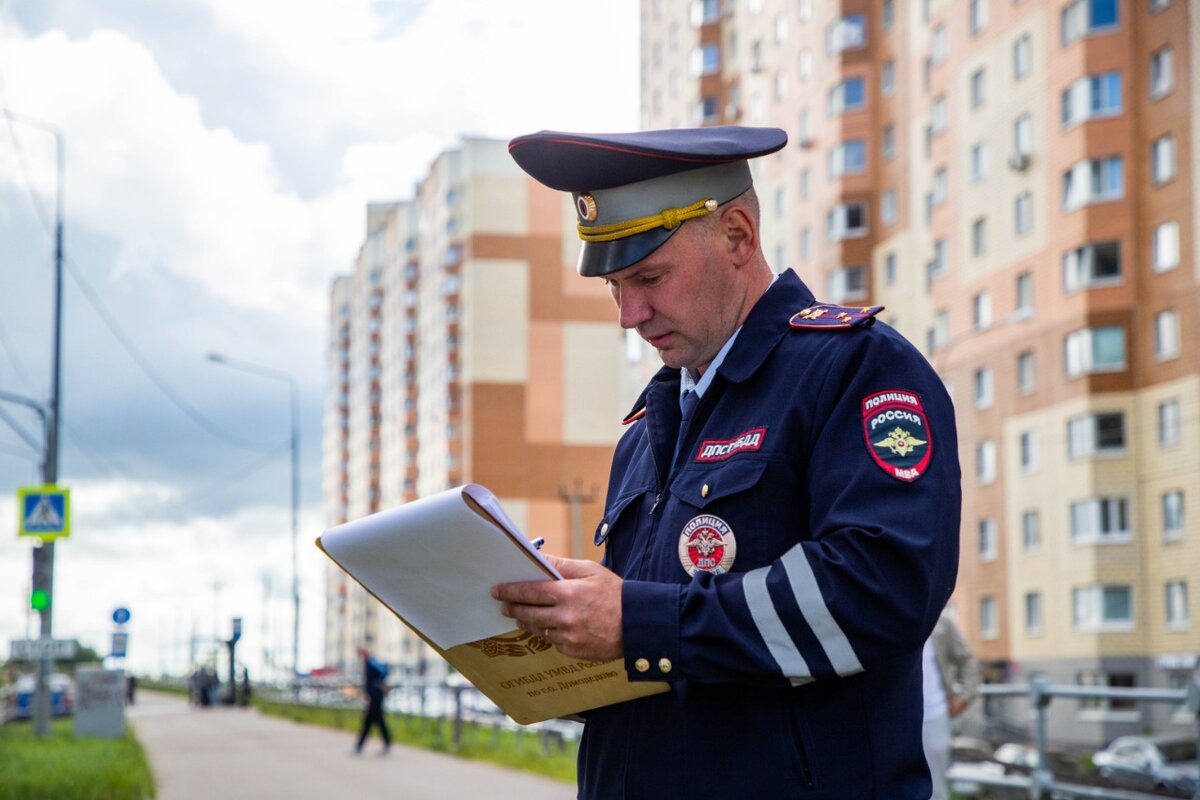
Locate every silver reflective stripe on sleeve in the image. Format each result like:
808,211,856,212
742,567,814,686
780,546,864,677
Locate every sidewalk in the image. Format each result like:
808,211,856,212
129,691,576,800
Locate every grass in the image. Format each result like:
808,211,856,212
254,698,578,783
0,718,155,800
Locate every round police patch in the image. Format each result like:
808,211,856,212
678,514,737,576
862,390,933,483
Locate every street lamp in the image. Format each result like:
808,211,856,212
206,353,301,682
2,108,65,739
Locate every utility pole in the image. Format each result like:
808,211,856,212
557,478,598,560
3,109,65,739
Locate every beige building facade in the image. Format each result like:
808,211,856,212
641,0,1197,745
323,139,630,677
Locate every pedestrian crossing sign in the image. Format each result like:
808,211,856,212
18,485,70,539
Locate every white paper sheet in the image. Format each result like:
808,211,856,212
319,484,559,649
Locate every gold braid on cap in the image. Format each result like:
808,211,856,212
578,198,718,242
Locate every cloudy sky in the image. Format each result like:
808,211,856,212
0,0,639,678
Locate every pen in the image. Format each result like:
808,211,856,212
530,537,545,550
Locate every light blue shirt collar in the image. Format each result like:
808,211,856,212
680,273,778,406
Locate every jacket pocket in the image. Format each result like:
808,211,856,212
594,490,644,547
668,457,769,509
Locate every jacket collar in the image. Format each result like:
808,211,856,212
717,268,814,385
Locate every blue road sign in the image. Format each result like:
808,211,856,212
113,607,131,625
17,486,71,539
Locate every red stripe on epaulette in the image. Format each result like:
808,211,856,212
622,407,647,425
789,304,884,330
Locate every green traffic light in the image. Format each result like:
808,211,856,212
30,588,50,611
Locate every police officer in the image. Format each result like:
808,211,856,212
493,126,961,799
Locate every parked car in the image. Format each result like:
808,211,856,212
2,673,73,721
1093,734,1198,796
994,742,1038,773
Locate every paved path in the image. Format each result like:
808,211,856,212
129,691,576,800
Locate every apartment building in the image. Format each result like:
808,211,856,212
641,0,1197,745
323,138,629,677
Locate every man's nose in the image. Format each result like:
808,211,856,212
617,289,652,330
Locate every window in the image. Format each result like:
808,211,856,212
980,596,998,639
928,311,949,353
882,0,894,30
827,202,867,240
931,167,949,207
689,0,721,26
1017,350,1036,394
1073,584,1133,631
1147,221,1179,272
774,13,788,44
1077,670,1138,716
1020,430,1040,472
697,95,720,123
798,108,812,141
970,0,988,34
827,265,866,301
881,188,897,225
972,218,988,256
797,0,812,20
1022,509,1041,550
977,440,997,484
1061,0,1119,46
882,124,896,160
1014,113,1033,156
970,143,988,183
1013,34,1032,79
1025,591,1043,633
1063,157,1123,210
690,43,721,76
1152,134,1176,184
799,168,810,200
1158,400,1181,447
931,24,948,64
1063,241,1121,291
931,96,948,133
1150,47,1174,97
798,228,811,259
884,253,897,286
1015,272,1034,316
828,140,867,176
1150,0,1171,11
973,291,993,330
1061,72,1122,128
1071,497,1131,543
1155,309,1180,360
827,14,867,53
970,69,986,109
882,60,895,95
1165,580,1189,628
1015,192,1033,236
1065,326,1125,376
1067,412,1126,458
974,367,994,409
930,240,948,278
829,77,866,114
979,518,997,560
1162,489,1184,539
797,49,813,81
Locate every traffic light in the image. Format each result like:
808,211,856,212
31,545,52,614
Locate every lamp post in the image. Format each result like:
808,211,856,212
3,108,64,739
206,353,300,682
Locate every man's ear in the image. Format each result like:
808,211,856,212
720,205,757,267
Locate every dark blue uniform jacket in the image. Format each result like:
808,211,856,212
578,269,961,799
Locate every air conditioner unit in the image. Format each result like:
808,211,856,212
1008,152,1031,171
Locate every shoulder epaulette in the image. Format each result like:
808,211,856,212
789,303,884,330
622,406,647,425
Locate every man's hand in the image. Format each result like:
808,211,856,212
492,555,623,662
948,695,969,718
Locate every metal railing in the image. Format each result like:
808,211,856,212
956,677,1200,800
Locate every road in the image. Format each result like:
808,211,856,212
129,691,576,800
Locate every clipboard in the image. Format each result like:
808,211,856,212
317,484,668,724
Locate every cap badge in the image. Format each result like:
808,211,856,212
862,390,933,482
577,193,599,222
678,514,737,576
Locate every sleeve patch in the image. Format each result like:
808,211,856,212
862,390,932,482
